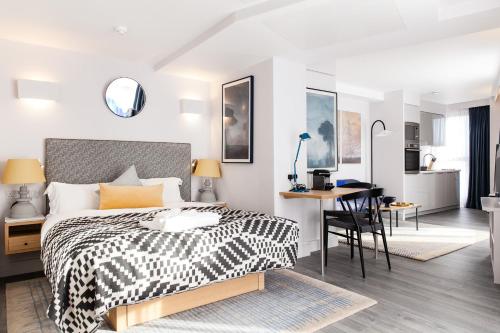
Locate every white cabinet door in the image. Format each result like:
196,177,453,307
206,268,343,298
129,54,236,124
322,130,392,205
405,172,460,212
450,172,460,206
439,172,453,207
405,174,428,209
422,173,440,210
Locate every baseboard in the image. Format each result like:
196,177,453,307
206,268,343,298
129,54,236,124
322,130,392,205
298,236,339,258
0,271,44,284
298,240,318,258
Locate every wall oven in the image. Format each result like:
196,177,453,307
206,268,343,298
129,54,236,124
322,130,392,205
405,122,420,174
405,147,420,174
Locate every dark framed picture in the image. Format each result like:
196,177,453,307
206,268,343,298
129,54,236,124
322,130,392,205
222,76,254,163
306,88,338,171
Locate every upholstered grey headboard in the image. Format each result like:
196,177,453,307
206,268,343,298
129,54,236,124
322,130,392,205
45,138,191,200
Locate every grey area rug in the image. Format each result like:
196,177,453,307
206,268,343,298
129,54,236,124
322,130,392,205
6,270,376,333
338,220,489,261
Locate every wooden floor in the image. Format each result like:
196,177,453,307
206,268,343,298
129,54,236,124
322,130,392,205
0,209,498,332
295,208,500,333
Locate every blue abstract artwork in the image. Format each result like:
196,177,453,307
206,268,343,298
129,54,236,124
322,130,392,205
306,89,338,171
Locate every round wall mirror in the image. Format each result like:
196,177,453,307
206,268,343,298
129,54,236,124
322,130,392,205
105,77,146,118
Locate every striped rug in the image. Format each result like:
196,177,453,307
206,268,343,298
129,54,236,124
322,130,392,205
338,220,489,261
6,270,376,333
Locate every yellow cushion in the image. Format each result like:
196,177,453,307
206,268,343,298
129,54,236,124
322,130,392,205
99,183,164,210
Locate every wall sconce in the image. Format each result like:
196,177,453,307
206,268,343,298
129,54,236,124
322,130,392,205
17,79,60,101
180,99,206,115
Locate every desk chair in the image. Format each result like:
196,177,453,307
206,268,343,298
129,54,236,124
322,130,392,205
324,188,391,278
336,180,373,243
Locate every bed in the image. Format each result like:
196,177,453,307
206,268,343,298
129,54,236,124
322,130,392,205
41,138,299,333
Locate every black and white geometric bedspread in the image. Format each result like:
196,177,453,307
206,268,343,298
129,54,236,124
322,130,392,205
41,206,299,333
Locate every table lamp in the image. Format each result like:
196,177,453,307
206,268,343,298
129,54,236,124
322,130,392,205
290,132,311,192
193,159,221,202
2,159,46,218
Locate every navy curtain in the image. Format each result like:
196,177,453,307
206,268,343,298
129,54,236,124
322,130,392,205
466,105,490,209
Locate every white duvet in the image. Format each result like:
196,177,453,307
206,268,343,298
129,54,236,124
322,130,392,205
41,201,214,243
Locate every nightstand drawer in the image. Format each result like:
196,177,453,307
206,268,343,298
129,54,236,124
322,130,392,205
8,234,41,253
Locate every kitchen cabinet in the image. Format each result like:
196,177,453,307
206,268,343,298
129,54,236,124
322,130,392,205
404,170,460,215
420,112,445,146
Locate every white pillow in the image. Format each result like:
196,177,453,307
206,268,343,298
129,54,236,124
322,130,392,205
140,178,184,203
44,182,100,214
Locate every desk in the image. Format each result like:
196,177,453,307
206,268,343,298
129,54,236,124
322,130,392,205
379,203,421,236
280,188,365,276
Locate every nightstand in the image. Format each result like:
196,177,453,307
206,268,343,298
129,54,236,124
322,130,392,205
4,216,45,255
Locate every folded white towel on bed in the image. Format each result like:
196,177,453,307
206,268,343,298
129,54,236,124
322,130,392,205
140,209,220,232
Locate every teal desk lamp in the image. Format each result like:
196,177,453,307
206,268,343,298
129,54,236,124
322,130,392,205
290,132,311,192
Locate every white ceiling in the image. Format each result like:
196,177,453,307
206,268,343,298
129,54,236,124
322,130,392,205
1,0,500,104
0,0,245,62
335,27,500,104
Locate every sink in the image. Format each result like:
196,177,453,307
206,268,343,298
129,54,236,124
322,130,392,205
481,197,500,212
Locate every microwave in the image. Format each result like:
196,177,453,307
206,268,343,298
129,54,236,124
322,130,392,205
405,122,420,148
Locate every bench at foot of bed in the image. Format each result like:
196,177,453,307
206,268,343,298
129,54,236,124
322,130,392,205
106,272,265,332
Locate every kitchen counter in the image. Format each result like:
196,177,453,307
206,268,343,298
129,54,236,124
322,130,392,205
419,169,460,174
404,171,460,215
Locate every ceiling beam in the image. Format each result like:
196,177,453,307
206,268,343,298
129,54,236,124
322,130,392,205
153,0,310,72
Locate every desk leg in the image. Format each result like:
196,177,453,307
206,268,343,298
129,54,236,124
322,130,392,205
319,199,325,276
389,211,392,237
396,211,399,228
416,207,419,231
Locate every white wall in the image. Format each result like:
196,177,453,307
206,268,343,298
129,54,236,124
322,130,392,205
447,98,490,113
0,39,211,277
209,59,275,215
371,91,405,200
273,59,319,257
334,94,370,183
422,100,447,115
211,58,348,257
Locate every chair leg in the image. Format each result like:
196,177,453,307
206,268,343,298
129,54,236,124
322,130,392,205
356,229,366,278
381,227,391,270
346,228,350,245
350,230,354,259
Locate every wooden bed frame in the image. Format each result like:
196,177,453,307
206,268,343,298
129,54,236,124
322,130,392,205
44,140,265,331
106,272,265,332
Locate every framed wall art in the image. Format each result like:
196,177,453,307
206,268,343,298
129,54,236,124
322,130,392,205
306,88,338,171
341,110,362,164
222,76,254,163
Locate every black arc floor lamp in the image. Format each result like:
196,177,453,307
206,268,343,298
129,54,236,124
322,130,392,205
371,120,392,185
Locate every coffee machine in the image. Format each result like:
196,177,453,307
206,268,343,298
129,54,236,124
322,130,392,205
312,169,334,191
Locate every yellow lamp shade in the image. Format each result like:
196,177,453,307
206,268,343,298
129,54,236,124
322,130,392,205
193,159,221,178
2,159,46,184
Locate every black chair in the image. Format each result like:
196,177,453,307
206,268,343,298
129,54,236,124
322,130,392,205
337,181,373,243
323,188,391,278
337,181,373,212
